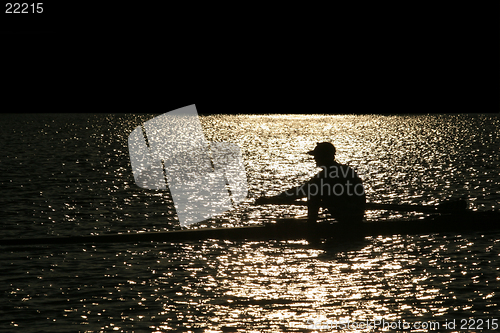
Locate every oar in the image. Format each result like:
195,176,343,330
254,198,467,213
365,203,438,212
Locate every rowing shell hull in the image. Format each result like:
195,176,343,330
1,211,499,246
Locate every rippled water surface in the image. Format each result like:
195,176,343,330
1,113,499,332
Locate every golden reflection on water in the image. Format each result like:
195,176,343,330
123,115,498,332
126,232,499,332
3,114,500,332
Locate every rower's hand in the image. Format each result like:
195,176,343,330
255,197,295,205
255,197,273,205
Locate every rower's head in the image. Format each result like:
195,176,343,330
308,142,336,166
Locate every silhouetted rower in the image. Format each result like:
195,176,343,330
256,142,366,233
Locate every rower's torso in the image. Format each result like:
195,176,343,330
308,163,366,209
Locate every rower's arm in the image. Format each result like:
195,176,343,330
275,184,306,200
255,176,317,205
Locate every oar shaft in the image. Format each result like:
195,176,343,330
258,199,439,213
365,203,438,212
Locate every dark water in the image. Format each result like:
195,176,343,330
1,113,499,332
